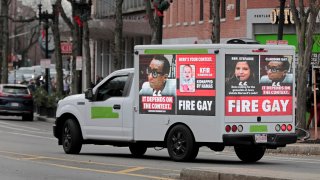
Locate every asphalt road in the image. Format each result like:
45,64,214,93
1,116,320,180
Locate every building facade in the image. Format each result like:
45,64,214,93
162,0,247,44
90,0,151,80
74,0,320,89
162,0,320,52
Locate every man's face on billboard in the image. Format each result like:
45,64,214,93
266,61,287,81
147,59,168,91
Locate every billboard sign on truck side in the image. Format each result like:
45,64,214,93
138,54,216,116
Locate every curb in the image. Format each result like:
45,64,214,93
267,143,320,155
34,113,55,123
180,166,320,180
180,168,289,180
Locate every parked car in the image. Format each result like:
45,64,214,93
0,84,34,121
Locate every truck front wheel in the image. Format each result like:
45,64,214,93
234,146,266,163
62,119,83,154
166,125,199,162
129,144,147,157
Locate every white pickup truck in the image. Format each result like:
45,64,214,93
53,44,297,162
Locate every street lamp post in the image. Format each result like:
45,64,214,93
72,0,92,94
278,0,286,40
38,1,56,93
153,0,172,44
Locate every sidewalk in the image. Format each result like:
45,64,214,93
35,114,320,179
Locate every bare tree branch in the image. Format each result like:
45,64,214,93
60,0,74,30
145,0,156,29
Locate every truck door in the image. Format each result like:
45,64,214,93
85,75,129,139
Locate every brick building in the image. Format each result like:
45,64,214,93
162,0,320,49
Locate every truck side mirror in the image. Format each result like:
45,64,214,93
85,88,93,101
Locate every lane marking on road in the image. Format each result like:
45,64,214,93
21,157,47,160
0,121,42,131
35,161,174,180
116,166,145,173
0,150,178,180
0,154,22,161
0,150,180,172
0,124,49,134
6,132,56,140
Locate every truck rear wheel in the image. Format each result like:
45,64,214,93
129,144,147,157
167,125,199,162
234,146,266,163
62,119,82,154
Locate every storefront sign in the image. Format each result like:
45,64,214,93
266,40,288,45
61,42,72,54
311,53,320,66
270,8,294,24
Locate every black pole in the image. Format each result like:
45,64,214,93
38,3,52,94
77,23,83,94
159,15,163,44
45,22,50,93
278,0,286,40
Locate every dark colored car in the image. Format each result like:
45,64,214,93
0,84,34,121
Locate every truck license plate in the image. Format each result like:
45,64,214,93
255,134,267,143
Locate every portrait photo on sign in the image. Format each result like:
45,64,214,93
260,55,293,85
139,54,176,115
139,54,176,96
179,64,195,92
225,54,259,95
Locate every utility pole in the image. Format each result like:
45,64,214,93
278,0,286,40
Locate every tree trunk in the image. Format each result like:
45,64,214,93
145,0,157,44
290,0,320,129
211,0,220,43
52,1,63,95
71,5,81,94
71,25,80,94
60,0,78,94
1,0,9,83
114,0,124,70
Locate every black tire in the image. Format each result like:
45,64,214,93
129,144,147,157
166,125,199,162
62,119,83,154
234,146,266,163
22,113,34,121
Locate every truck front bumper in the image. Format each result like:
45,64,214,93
223,133,297,148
